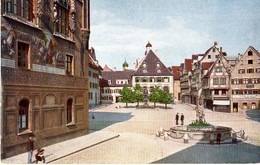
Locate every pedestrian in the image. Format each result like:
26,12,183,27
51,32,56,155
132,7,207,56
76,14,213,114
181,113,184,125
27,134,36,164
35,148,46,164
175,113,179,125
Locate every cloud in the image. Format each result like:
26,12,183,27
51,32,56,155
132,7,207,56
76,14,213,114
90,9,211,68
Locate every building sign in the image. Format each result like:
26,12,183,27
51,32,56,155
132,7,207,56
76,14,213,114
246,84,254,88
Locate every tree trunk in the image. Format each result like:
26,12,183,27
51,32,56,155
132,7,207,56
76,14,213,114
154,102,156,108
137,101,139,107
165,104,167,109
126,102,128,108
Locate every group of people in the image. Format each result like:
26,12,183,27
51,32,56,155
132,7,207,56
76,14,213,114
175,113,184,125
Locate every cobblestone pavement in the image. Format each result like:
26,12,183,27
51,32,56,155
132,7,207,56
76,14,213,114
2,103,260,163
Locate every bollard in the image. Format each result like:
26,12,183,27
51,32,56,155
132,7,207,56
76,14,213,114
210,133,215,144
232,133,237,143
184,133,189,143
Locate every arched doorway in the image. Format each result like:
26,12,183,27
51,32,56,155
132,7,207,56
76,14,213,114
18,99,30,131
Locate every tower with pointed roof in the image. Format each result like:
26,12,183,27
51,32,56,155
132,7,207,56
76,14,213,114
123,59,129,71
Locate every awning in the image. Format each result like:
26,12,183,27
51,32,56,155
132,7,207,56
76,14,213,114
213,100,230,105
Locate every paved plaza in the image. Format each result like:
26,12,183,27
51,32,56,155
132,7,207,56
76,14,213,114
2,103,260,163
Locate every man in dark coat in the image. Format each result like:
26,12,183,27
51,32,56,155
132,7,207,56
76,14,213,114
181,113,184,125
175,113,179,125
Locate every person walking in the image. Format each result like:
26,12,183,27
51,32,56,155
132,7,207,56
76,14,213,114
181,113,184,125
27,134,36,164
175,113,179,125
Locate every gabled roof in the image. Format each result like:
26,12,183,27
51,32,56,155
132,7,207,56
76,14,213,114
203,55,229,78
103,65,113,71
192,54,204,61
202,62,214,71
184,59,192,72
172,66,180,80
132,50,172,76
101,70,134,87
89,53,100,70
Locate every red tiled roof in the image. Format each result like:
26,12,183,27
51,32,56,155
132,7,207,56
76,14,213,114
89,54,100,70
185,59,192,72
202,62,214,70
103,65,113,71
172,66,180,80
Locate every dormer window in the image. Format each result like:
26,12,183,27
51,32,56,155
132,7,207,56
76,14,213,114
156,63,160,69
143,69,147,73
108,80,112,85
143,63,147,68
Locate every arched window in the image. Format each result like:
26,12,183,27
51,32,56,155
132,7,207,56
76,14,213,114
67,99,73,124
18,99,29,131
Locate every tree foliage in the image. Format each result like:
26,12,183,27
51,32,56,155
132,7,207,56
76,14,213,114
148,86,161,108
158,89,173,108
119,86,133,108
133,84,144,107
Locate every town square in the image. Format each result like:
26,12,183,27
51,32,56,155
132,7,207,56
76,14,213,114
1,0,260,164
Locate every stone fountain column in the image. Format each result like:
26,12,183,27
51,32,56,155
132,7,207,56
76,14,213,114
196,81,205,122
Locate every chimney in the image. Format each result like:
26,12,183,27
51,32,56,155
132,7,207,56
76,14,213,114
220,47,222,58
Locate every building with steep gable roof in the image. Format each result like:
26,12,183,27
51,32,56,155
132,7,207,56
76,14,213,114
132,42,174,95
202,47,231,112
171,66,181,103
230,46,260,112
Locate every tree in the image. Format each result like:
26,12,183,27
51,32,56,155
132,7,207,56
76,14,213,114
159,90,173,109
133,84,144,107
148,86,161,108
119,86,133,108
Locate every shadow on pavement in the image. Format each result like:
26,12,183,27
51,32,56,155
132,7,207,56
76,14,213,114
89,111,134,132
152,142,260,163
246,109,260,123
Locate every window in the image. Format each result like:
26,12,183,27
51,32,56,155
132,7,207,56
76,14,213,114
243,79,248,84
214,90,219,95
222,90,226,95
143,69,147,73
89,71,92,77
56,2,69,36
18,42,29,69
156,63,160,69
213,78,219,85
65,55,73,75
2,0,32,20
18,99,29,131
233,79,239,84
143,63,147,68
215,67,222,72
208,55,211,59
213,48,216,52
244,90,248,94
248,51,253,56
135,77,140,83
142,77,147,82
149,77,153,82
248,60,253,64
247,68,254,73
108,80,112,85
253,90,258,94
238,69,245,74
252,78,258,84
257,68,260,73
67,99,73,124
220,78,226,85
157,77,162,82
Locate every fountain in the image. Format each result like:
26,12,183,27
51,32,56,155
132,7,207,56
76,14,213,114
166,81,235,144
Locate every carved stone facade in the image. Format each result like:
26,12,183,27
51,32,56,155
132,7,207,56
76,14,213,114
1,0,90,158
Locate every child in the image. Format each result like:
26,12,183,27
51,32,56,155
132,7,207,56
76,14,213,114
35,148,45,164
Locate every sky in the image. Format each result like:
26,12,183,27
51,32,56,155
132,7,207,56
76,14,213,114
90,0,260,70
